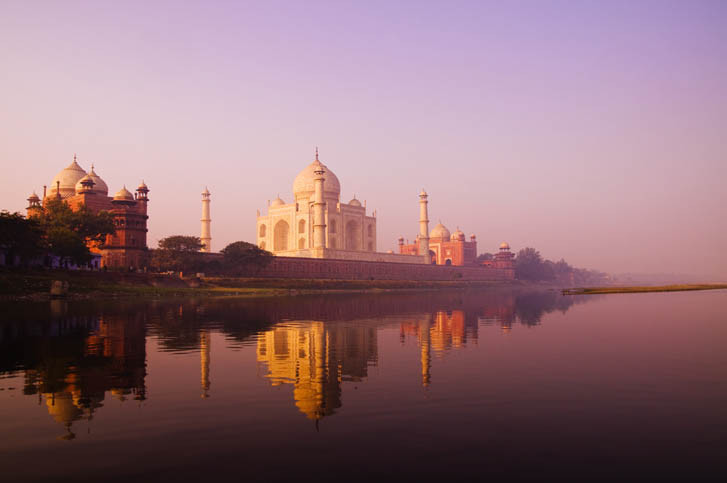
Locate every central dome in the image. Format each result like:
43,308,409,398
430,223,451,240
293,159,341,201
49,158,87,198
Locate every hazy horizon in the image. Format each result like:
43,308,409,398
1,0,725,279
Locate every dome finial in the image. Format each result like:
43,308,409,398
315,146,319,161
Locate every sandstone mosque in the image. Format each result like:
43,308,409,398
26,155,149,269
254,149,514,271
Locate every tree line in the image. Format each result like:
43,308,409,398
149,235,273,276
477,247,609,285
0,199,115,267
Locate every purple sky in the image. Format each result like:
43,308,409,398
1,0,725,278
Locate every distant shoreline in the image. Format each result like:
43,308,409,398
0,268,530,302
563,284,727,295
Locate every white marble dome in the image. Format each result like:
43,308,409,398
49,158,87,198
430,223,451,239
270,195,286,207
293,159,341,201
500,242,511,250
349,197,362,207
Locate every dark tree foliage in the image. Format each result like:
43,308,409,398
515,247,553,281
220,241,273,275
476,252,493,263
35,199,116,266
151,235,206,273
0,211,44,265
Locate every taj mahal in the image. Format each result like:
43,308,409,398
253,149,514,270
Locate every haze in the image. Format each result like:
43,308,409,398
1,0,725,279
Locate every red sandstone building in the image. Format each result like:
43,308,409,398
26,156,150,269
398,223,479,266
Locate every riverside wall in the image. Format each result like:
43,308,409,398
256,256,514,281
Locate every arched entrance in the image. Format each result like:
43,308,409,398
274,220,290,251
345,220,361,250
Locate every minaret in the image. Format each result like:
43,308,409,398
418,189,430,260
201,187,211,253
312,150,327,250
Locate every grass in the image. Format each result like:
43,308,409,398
0,268,517,301
562,284,727,295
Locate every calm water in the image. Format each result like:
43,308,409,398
1,289,725,481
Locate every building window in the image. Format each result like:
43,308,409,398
259,224,266,237
330,219,337,234
330,237,336,248
298,219,305,234
367,242,373,251
274,220,290,251
298,237,305,249
367,224,373,237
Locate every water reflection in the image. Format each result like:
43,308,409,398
0,289,590,435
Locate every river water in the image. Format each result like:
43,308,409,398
1,289,725,481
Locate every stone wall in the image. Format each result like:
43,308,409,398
256,256,514,281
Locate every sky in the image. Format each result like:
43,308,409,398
1,0,725,278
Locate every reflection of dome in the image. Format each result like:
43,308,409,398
500,242,510,250
49,157,87,198
430,223,450,239
87,166,109,195
113,186,134,202
293,159,341,201
349,197,362,207
270,195,286,207
451,228,465,241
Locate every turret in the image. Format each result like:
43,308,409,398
201,187,211,253
312,149,327,249
418,189,429,259
26,192,42,218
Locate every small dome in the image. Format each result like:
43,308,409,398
451,228,465,241
138,181,149,191
470,234,476,239
500,242,510,250
270,195,286,207
293,156,341,202
113,186,135,201
349,197,362,207
75,175,96,193
49,157,87,198
87,166,108,195
430,223,451,239
28,192,40,201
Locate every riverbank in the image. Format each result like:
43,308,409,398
0,269,524,301
563,284,727,295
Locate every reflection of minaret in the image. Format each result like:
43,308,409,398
419,314,432,387
200,330,211,399
201,187,211,252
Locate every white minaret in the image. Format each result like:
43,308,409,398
418,189,430,260
312,149,327,250
201,187,211,252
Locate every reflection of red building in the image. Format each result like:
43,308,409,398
399,223,477,266
26,156,150,269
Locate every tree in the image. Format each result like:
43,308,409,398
37,199,115,266
476,252,493,263
151,235,205,273
515,247,546,281
221,241,273,275
0,211,44,266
